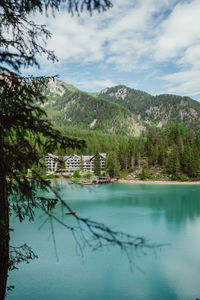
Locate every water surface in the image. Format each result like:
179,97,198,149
7,182,200,300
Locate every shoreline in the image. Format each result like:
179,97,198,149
117,179,200,185
52,176,200,185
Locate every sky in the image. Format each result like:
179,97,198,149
26,0,200,101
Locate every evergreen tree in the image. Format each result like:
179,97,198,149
80,155,84,171
0,73,85,300
167,145,180,174
105,151,121,178
57,157,66,171
148,144,159,166
55,122,200,180
139,167,151,180
105,151,115,177
94,153,101,176
29,157,48,178
158,146,165,166
181,144,200,178
114,155,121,178
0,1,112,298
181,144,191,175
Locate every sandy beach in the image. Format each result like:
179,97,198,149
117,179,200,185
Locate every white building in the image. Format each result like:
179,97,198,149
98,153,106,171
64,153,106,172
45,153,106,173
64,154,81,172
45,153,59,172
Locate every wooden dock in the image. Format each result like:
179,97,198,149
97,176,111,184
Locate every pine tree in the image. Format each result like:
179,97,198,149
167,145,180,174
0,1,112,298
114,155,121,178
94,153,101,176
105,151,115,177
158,146,165,166
80,155,84,171
57,157,66,171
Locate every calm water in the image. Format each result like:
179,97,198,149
7,181,200,300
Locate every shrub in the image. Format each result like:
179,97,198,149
139,168,153,180
63,174,72,179
82,172,93,178
170,173,189,181
73,169,81,178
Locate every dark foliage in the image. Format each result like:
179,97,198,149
8,244,38,271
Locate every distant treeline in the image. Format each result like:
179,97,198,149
54,123,200,180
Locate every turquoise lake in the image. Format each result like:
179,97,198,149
7,181,200,300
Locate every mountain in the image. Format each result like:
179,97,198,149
42,79,144,136
98,85,200,132
41,79,200,136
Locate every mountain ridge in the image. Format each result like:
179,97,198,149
43,79,145,136
97,85,200,132
43,79,200,135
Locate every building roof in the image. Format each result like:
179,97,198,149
47,153,106,162
83,155,94,162
64,154,80,161
45,153,59,159
99,153,106,159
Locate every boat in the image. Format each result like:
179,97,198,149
81,182,94,185
65,211,76,215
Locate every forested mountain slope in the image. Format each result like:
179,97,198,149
98,85,200,132
42,79,200,136
43,79,144,136
39,79,200,180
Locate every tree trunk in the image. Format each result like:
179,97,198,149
0,161,9,300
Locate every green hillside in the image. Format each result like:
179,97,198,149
98,85,200,132
41,79,200,137
39,79,200,180
43,79,144,136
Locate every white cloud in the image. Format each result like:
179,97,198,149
153,0,200,96
154,0,200,61
33,0,176,69
43,13,104,62
160,69,200,96
28,0,200,97
178,45,200,68
71,79,117,91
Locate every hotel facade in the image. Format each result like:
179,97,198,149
44,153,106,173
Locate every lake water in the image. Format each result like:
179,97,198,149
7,181,200,300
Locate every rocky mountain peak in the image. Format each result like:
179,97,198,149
100,85,129,100
46,78,67,96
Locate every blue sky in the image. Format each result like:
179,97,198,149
27,0,200,101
